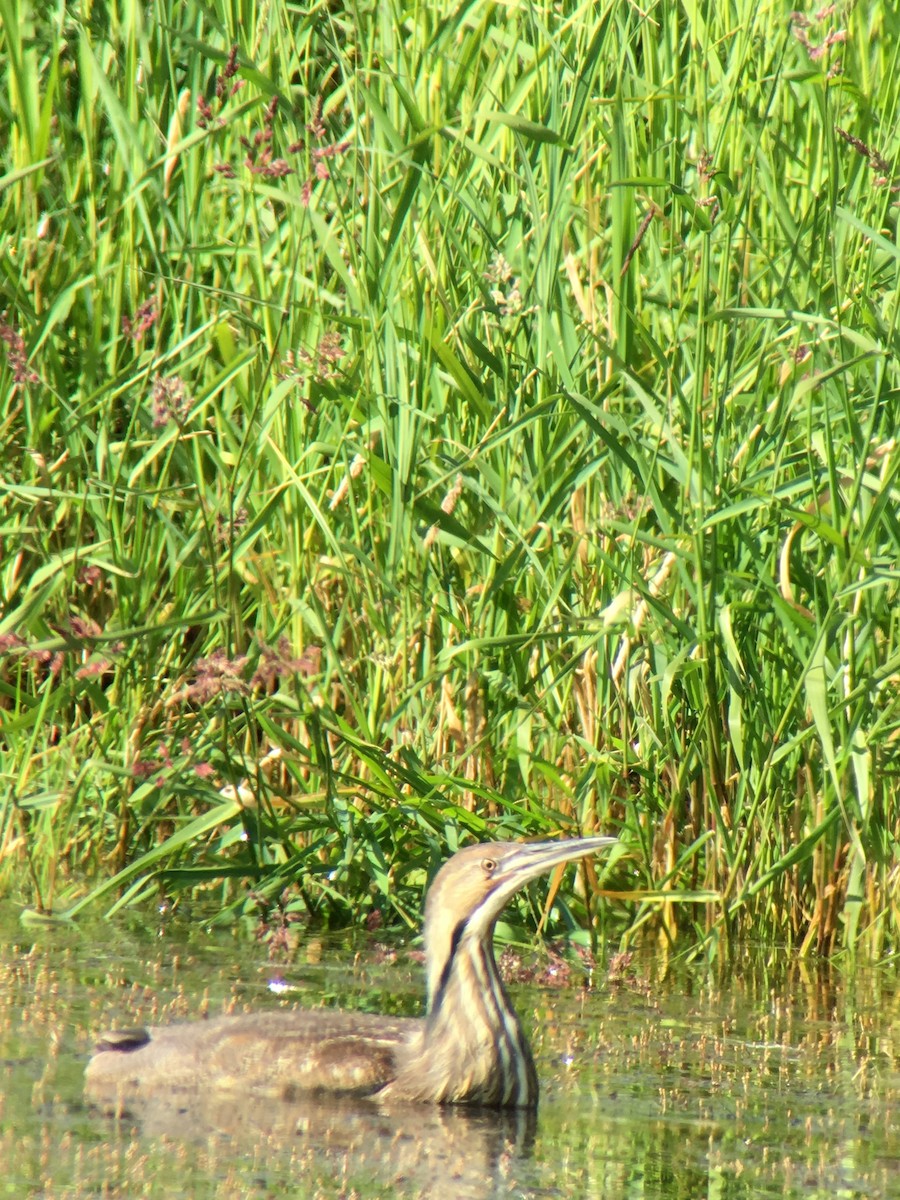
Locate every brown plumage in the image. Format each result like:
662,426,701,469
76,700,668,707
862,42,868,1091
86,835,615,1110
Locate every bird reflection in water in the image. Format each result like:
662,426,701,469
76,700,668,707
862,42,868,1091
98,1086,538,1200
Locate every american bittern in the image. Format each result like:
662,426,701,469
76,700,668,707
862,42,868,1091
86,836,615,1109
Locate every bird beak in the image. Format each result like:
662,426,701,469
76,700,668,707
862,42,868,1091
493,835,617,896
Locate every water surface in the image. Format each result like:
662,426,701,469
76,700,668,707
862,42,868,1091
2,903,898,1199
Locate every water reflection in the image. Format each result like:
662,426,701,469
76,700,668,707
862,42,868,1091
87,1083,536,1200
1,907,899,1199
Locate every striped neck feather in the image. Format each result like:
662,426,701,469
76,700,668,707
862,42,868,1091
424,926,538,1107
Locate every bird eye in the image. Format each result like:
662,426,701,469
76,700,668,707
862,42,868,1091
482,857,497,875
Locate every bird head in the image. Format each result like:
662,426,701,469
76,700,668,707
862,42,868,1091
422,836,616,1012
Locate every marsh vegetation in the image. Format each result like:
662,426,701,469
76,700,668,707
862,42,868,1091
1,0,899,954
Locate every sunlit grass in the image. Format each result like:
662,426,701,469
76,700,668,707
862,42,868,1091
1,0,899,953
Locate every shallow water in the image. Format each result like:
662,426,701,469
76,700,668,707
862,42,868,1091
2,902,899,1199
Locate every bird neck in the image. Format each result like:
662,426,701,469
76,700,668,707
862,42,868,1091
421,926,538,1107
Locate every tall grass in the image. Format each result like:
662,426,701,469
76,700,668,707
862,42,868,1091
1,0,898,954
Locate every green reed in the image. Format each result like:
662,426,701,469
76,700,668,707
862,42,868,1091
1,0,898,954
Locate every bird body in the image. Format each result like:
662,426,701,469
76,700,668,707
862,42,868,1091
90,1010,417,1098
86,836,615,1110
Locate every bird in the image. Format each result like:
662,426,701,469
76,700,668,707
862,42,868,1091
85,835,616,1111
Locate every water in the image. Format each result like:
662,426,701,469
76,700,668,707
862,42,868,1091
2,902,899,1199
